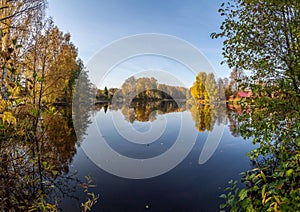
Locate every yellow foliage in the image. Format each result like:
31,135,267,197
10,83,20,98
0,99,12,111
2,111,17,126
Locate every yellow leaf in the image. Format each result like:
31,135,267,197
265,197,272,204
274,202,279,212
262,185,266,204
260,170,267,182
273,196,281,205
2,111,17,126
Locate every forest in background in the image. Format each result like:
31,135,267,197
96,68,245,104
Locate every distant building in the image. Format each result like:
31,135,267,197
227,91,251,101
237,91,250,98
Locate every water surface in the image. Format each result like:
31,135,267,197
58,102,255,211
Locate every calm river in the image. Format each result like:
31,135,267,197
55,101,255,211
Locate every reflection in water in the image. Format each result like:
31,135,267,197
94,100,241,137
95,100,187,123
226,107,241,137
94,100,231,134
190,104,216,132
68,100,253,211
43,114,75,174
0,104,92,209
44,102,93,205
42,108,78,174
0,95,244,210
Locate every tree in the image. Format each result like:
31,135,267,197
0,0,46,100
121,76,136,101
104,86,108,97
205,73,218,102
191,72,218,103
0,1,91,210
212,0,300,95
217,78,225,100
41,26,80,104
213,0,300,211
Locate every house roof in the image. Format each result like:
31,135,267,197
238,91,249,98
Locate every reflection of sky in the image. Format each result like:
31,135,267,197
47,0,235,86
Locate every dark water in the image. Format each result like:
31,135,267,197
57,102,255,211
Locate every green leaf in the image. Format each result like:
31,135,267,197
37,77,44,82
220,203,226,209
296,138,300,147
12,39,17,46
52,170,58,176
286,169,293,177
220,194,227,199
32,109,39,117
42,161,48,168
239,189,247,200
15,99,23,105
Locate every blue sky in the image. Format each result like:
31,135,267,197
47,0,229,88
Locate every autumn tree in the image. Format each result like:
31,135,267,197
217,78,226,100
121,76,136,100
43,26,80,104
0,1,90,210
205,73,218,102
191,72,219,103
190,72,208,102
120,76,188,102
0,0,46,100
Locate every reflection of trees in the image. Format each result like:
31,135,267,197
0,105,91,210
105,88,188,123
100,99,187,123
42,108,77,174
72,69,93,144
226,106,241,137
0,67,92,210
126,100,182,122
121,106,136,123
97,98,229,133
215,103,227,126
190,104,217,132
0,141,36,210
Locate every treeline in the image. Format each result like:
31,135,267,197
121,76,189,100
98,70,244,104
96,76,189,102
0,0,93,211
191,69,245,103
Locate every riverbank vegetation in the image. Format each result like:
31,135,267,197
0,0,97,210
212,0,300,211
